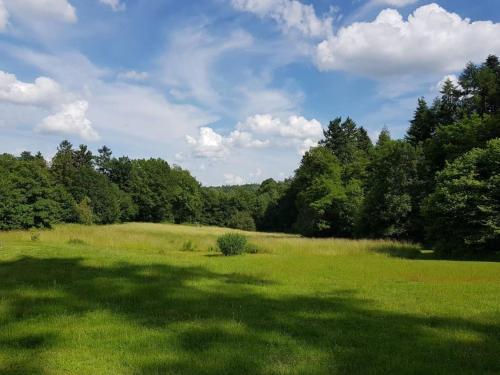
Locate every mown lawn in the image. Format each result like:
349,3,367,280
0,223,499,374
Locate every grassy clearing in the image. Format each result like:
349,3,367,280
0,223,499,374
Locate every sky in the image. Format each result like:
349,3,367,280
0,0,499,185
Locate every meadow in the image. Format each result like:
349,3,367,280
0,223,499,374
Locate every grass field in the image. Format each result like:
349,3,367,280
0,223,499,374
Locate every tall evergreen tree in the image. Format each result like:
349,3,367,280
95,146,113,176
406,98,435,145
320,117,359,164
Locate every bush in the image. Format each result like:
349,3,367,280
217,233,247,256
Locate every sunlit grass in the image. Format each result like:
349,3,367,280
0,223,499,374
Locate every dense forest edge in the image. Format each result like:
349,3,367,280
1,56,499,258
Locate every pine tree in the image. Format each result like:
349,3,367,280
96,145,113,176
406,98,435,145
376,126,391,147
320,117,360,163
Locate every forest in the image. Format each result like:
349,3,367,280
1,56,499,257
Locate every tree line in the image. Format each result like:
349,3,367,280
1,56,499,257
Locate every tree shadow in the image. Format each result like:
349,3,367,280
371,242,500,262
0,256,499,374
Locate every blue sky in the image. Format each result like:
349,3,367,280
1,0,499,185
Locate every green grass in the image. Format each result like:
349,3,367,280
0,223,499,374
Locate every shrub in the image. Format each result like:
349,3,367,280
217,233,247,256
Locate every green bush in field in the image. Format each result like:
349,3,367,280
217,233,247,256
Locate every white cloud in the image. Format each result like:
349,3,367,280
0,0,9,31
99,0,125,12
0,71,63,107
4,0,77,24
36,100,99,141
118,70,149,81
224,173,245,185
186,127,229,159
237,113,323,140
298,138,318,155
226,130,270,148
186,113,322,159
0,69,101,141
231,0,332,38
316,3,500,77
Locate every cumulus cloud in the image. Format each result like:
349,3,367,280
186,114,322,159
0,70,63,106
316,3,500,77
237,113,322,140
118,70,149,81
36,100,99,141
236,114,322,154
231,0,332,38
99,0,125,12
226,130,270,148
0,69,100,141
186,127,229,159
4,0,77,24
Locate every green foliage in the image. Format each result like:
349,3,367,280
0,154,65,229
423,139,500,256
361,140,422,239
406,98,436,145
76,197,94,225
169,167,202,224
128,159,174,222
227,211,256,231
425,114,500,172
320,117,372,164
217,233,248,256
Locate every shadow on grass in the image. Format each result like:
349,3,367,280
0,256,499,374
374,244,500,262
